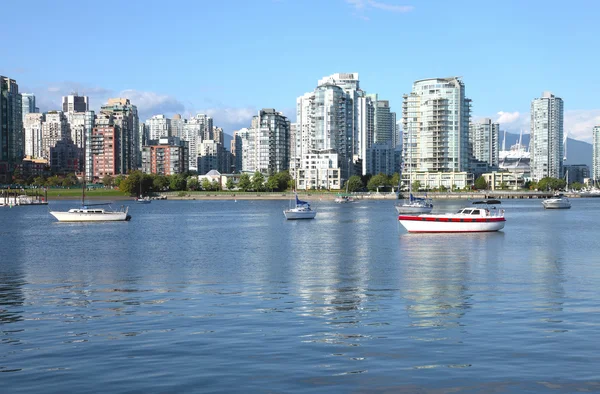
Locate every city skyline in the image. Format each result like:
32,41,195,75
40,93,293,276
2,0,599,142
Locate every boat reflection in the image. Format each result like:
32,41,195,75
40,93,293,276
397,232,505,334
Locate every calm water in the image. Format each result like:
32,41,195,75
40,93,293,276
1,198,600,393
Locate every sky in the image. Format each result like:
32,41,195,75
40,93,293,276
2,0,599,142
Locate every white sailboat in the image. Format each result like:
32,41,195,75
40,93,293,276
49,137,131,222
284,194,316,220
395,129,433,214
136,181,151,204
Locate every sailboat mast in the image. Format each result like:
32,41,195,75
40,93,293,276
82,128,86,206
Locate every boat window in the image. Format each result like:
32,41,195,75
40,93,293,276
461,209,472,214
471,209,480,215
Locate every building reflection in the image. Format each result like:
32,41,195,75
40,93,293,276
0,273,25,325
529,226,566,319
397,232,505,333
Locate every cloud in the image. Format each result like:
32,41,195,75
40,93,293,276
200,107,257,134
346,0,414,15
119,89,186,121
495,111,521,124
564,109,600,143
482,109,600,144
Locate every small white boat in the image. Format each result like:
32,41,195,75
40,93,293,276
398,200,505,233
542,194,571,209
395,194,433,214
334,194,354,203
50,206,131,222
136,196,151,204
284,194,316,220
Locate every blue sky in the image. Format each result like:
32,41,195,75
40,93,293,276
2,0,599,141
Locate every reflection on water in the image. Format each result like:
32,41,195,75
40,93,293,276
1,199,600,392
0,274,25,325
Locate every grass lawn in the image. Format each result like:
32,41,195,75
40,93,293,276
43,189,129,197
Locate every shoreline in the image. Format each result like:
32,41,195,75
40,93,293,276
43,190,590,201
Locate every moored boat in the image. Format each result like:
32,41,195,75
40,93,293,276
50,206,131,222
284,194,316,220
136,196,151,204
542,194,571,209
395,194,433,214
398,200,505,233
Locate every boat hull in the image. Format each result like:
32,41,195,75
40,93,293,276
398,215,505,233
542,201,571,209
283,210,316,220
49,211,130,222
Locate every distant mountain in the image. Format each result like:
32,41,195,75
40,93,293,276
502,132,592,169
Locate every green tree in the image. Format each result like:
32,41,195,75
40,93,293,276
201,178,212,191
153,175,169,191
46,175,62,187
266,175,279,191
211,180,221,191
226,177,235,191
474,176,488,190
114,175,125,188
411,180,421,192
62,176,75,188
345,175,363,192
571,182,583,191
238,173,251,191
499,181,508,190
169,174,187,191
439,185,448,192
276,171,292,191
187,177,199,191
390,172,400,189
102,174,114,188
251,171,265,191
33,176,45,187
367,173,390,191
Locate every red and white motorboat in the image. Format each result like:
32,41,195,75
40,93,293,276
398,200,505,233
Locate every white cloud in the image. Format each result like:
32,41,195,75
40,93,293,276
119,89,185,121
482,109,600,144
346,0,414,17
199,107,257,134
495,111,521,124
564,109,600,143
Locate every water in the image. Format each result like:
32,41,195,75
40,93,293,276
1,198,600,393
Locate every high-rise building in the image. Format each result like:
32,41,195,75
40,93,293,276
146,114,171,140
364,95,397,175
50,140,82,174
100,98,139,173
373,98,394,144
366,142,395,176
1,76,23,166
293,82,353,189
21,93,38,119
171,114,184,139
197,139,227,174
41,111,69,160
402,77,472,174
24,113,45,158
593,126,600,181
469,118,500,168
62,94,89,113
239,109,290,175
92,114,119,179
530,91,564,181
142,136,189,175
66,111,95,180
